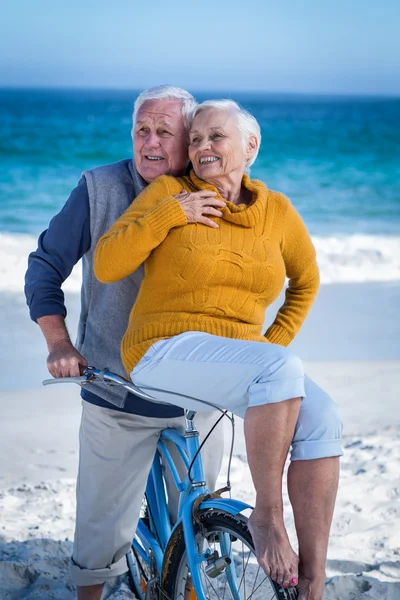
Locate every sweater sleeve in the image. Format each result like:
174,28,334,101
94,176,187,283
265,196,320,346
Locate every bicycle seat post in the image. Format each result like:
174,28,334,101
184,410,206,488
185,410,197,432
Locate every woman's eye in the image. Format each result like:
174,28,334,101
212,133,222,139
190,137,200,144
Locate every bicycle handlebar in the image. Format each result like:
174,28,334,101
42,366,158,401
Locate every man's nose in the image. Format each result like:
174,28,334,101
144,132,161,149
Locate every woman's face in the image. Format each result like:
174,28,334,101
188,109,249,182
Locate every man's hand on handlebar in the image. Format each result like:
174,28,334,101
46,339,88,378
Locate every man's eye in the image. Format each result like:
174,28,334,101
137,128,149,135
159,130,172,137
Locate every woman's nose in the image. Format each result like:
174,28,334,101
197,138,212,152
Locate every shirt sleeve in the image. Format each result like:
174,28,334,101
94,176,187,284
264,197,320,346
24,177,91,321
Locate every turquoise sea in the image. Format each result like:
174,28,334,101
0,88,399,286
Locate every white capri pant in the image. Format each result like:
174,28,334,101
131,331,343,462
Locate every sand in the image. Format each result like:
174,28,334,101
0,282,399,599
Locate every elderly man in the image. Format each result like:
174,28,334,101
24,86,224,600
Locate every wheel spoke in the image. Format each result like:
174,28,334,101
249,565,262,599
242,542,247,599
237,541,251,594
246,574,271,599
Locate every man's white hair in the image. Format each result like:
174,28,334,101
192,99,261,167
132,85,197,136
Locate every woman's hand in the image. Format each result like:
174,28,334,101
174,190,226,228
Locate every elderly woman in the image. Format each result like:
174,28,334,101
94,100,342,600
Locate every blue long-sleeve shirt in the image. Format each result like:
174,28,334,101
25,178,91,320
25,178,183,418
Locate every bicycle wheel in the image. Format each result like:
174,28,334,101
162,510,298,600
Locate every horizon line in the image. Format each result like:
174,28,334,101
0,85,399,100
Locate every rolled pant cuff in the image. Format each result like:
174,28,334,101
70,554,128,586
249,375,305,407
291,438,344,461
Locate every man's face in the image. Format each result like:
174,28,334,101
133,99,189,183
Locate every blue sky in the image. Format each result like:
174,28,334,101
2,0,400,95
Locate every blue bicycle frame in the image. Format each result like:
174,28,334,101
42,369,257,599
131,410,252,600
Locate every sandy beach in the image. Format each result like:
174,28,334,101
1,281,399,599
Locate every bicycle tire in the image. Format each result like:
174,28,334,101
127,503,155,600
127,541,149,600
162,509,298,600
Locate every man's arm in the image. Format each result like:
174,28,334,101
25,177,91,377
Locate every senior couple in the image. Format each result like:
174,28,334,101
26,85,342,600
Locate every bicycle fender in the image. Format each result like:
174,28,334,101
199,497,253,514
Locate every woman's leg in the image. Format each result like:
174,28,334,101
131,332,343,596
288,458,339,600
245,399,301,587
287,376,342,600
131,332,306,584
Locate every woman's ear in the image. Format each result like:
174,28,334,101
246,135,259,165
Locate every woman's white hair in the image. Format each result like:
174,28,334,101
132,85,197,136
192,99,261,168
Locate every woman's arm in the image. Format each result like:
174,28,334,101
94,177,187,283
264,196,320,347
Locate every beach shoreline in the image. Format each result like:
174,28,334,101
1,280,399,391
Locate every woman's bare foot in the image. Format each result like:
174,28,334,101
248,510,299,587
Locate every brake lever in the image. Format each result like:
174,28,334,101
42,375,89,386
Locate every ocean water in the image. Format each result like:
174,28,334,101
0,88,399,290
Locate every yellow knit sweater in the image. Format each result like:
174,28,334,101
94,171,319,375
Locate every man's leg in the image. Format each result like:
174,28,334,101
71,402,166,598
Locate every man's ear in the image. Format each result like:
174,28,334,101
246,135,259,164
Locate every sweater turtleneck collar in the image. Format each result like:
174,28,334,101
188,170,267,228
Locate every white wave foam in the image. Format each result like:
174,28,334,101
1,232,399,295
0,233,82,293
313,234,400,284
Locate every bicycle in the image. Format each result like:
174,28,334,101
43,366,298,600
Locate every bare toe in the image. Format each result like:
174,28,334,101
248,511,299,584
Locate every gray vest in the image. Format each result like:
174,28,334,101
76,159,146,407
